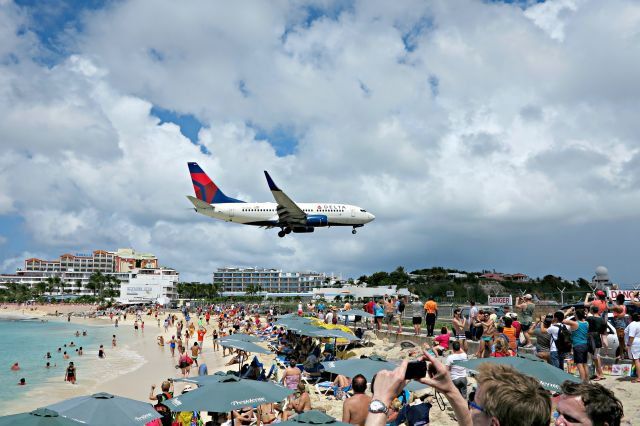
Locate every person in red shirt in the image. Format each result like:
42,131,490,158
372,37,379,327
197,327,207,353
205,311,211,325
585,290,608,317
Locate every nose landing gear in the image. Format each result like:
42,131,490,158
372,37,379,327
352,228,357,234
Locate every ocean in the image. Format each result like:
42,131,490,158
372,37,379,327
0,316,144,415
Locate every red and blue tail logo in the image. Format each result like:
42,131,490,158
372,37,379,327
188,162,244,204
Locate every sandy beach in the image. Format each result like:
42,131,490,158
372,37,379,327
2,304,639,425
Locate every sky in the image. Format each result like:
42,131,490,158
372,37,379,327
1,0,640,285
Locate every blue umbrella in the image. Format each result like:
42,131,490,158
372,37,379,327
164,374,293,412
453,355,580,393
279,410,351,426
0,408,84,426
218,333,261,343
46,392,161,426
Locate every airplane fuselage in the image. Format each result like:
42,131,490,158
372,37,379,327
195,202,374,229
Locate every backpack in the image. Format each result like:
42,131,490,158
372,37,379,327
553,324,572,354
154,392,172,416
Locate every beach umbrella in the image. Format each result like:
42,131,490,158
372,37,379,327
46,392,161,426
278,410,351,426
163,374,293,412
218,333,261,343
321,355,398,381
218,339,272,354
309,328,359,341
453,355,581,393
322,356,428,392
0,408,85,426
336,309,374,318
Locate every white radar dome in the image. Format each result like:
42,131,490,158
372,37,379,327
595,266,609,277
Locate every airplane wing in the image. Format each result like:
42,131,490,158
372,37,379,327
264,171,307,226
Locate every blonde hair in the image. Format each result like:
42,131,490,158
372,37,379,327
494,337,509,354
477,364,551,426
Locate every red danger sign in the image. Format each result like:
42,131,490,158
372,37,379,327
607,290,638,301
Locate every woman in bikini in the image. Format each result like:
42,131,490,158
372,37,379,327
258,402,279,425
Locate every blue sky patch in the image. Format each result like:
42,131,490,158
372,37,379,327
428,75,439,97
0,215,29,269
150,106,209,154
400,16,435,53
249,123,299,157
15,0,109,65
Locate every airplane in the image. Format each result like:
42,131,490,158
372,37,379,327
186,162,375,237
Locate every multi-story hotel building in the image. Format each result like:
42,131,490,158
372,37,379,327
0,248,177,302
213,267,332,293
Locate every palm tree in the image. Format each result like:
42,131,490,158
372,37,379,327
45,276,61,296
59,279,66,296
88,272,105,298
74,280,82,295
35,282,47,298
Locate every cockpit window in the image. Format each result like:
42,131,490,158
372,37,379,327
360,209,367,212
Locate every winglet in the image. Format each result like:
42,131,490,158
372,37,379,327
264,171,280,191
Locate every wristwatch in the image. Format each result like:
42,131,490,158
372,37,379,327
368,399,388,414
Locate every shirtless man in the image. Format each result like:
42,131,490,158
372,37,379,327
384,298,396,333
190,342,200,367
342,374,371,426
283,383,311,420
475,311,496,358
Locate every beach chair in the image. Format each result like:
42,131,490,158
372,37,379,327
259,364,277,382
315,382,352,399
275,355,288,369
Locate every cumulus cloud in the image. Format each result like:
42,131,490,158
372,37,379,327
1,0,640,282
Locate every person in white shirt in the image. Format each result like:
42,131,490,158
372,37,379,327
542,311,565,371
445,341,468,399
625,312,640,383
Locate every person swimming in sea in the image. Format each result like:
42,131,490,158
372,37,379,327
63,351,70,360
10,362,20,371
18,378,26,386
112,335,117,347
45,352,51,359
78,347,83,356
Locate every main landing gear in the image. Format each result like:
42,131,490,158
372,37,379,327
278,227,292,238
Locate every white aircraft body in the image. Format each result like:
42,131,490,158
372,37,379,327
187,162,375,237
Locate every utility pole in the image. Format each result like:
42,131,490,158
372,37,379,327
557,286,567,306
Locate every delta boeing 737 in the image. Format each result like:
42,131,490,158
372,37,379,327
186,162,375,237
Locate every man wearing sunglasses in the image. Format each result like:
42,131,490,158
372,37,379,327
554,381,623,426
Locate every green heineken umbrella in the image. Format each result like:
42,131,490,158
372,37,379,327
321,355,396,381
279,410,351,426
164,374,293,412
453,355,581,393
308,329,359,341
218,339,271,354
337,309,374,318
218,333,261,343
46,392,162,426
321,355,428,391
0,408,84,426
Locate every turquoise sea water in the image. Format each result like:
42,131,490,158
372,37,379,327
0,317,140,415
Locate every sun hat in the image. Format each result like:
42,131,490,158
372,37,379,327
524,294,532,299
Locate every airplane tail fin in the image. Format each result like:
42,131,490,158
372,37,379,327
188,162,244,204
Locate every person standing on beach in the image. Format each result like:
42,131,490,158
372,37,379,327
212,330,219,352
625,312,640,383
516,294,535,347
411,297,423,336
98,345,106,358
112,335,117,348
190,342,200,367
424,296,438,337
65,362,76,384
197,326,206,352
150,381,174,426
169,336,176,357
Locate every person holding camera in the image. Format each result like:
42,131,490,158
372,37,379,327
150,380,174,426
515,294,535,347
